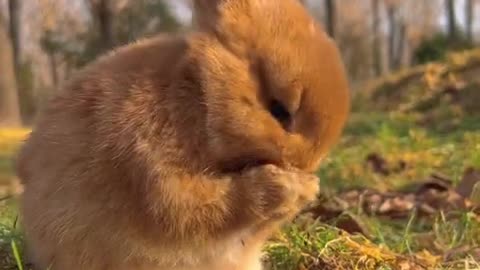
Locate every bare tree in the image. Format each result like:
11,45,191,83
9,0,35,124
8,0,21,72
334,1,373,83
0,18,21,127
466,0,475,43
48,53,59,89
445,0,457,42
324,0,336,38
386,3,397,71
385,0,409,71
393,21,406,68
371,0,382,76
90,0,115,50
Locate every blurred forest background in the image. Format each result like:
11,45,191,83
1,1,480,269
0,0,479,126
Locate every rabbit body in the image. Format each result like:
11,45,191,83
16,0,350,269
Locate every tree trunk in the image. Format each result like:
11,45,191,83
8,0,35,124
0,19,21,127
371,0,382,76
387,5,397,71
324,0,336,39
393,21,406,69
96,0,114,50
466,0,474,43
89,0,115,50
8,0,21,72
48,52,59,91
446,0,457,42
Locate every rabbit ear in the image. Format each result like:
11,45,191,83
192,0,226,31
192,0,255,56
192,0,254,31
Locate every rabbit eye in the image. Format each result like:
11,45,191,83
269,100,291,129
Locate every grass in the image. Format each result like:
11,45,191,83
2,113,479,270
263,50,480,269
262,111,480,270
320,112,480,192
266,49,480,270
0,129,28,270
0,129,29,187
0,113,479,269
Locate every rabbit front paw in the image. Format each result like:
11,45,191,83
243,164,320,221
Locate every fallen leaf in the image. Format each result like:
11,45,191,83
456,167,480,199
307,203,343,221
332,214,372,238
415,250,441,267
365,153,390,176
443,246,479,262
415,176,452,195
470,182,480,206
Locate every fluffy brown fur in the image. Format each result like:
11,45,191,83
15,0,350,269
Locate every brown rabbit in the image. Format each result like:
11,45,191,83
16,0,350,269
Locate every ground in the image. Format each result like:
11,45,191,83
0,129,28,270
265,112,480,270
1,50,480,270
262,50,480,269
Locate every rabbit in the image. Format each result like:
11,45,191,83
15,0,350,269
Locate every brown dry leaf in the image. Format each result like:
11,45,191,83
445,190,467,208
443,246,479,262
378,199,394,214
392,196,415,211
366,193,383,204
418,203,436,215
413,233,439,253
309,171,476,230
365,153,390,176
399,261,412,270
365,193,383,213
415,250,442,267
332,214,373,238
305,201,343,221
456,167,480,199
415,175,452,195
365,152,409,176
398,260,422,270
343,190,361,201
471,248,480,261
470,182,480,206
413,173,472,213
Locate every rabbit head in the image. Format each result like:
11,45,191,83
192,0,350,173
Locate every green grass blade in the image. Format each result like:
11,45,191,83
11,239,24,270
